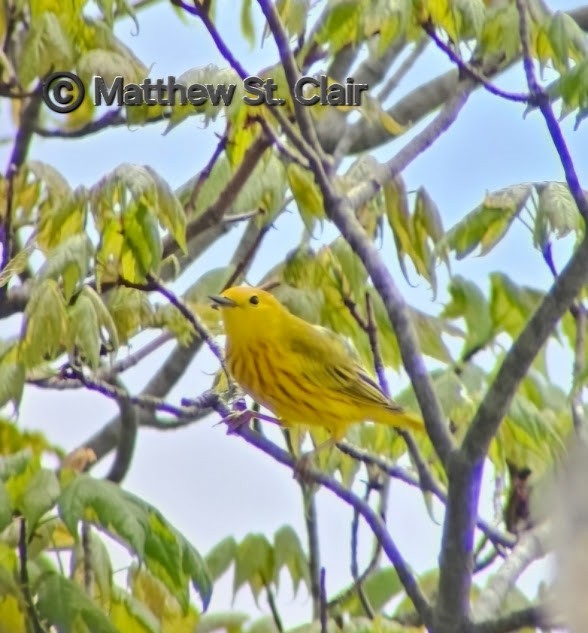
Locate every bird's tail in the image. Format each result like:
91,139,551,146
376,406,424,433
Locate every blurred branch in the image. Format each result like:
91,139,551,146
0,281,30,318
378,38,429,102
303,484,321,620
100,333,173,379
106,376,139,484
34,109,131,138
319,568,327,633
472,524,550,623
572,304,586,434
474,605,552,633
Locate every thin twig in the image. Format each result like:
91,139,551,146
263,578,284,633
364,292,389,397
572,305,586,434
34,109,130,138
350,482,375,618
185,132,227,216
118,273,229,382
34,369,218,419
100,333,173,379
303,484,321,620
19,517,47,633
81,522,93,594
422,22,529,103
473,605,552,633
378,38,429,102
319,567,328,633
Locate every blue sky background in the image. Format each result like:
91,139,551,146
2,0,587,624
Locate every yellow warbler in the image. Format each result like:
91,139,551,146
210,286,423,450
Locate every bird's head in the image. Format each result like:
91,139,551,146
209,286,287,340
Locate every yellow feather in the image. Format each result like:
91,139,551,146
211,286,423,442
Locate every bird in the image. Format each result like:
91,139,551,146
209,286,423,464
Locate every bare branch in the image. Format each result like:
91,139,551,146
474,605,552,633
472,524,550,622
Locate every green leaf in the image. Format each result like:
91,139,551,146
412,186,444,295
273,525,308,593
234,534,274,602
241,0,255,46
68,294,101,368
490,272,544,339
0,451,34,482
58,475,211,611
205,536,236,582
144,165,187,253
441,184,532,259
480,3,520,62
384,176,414,283
317,0,362,54
442,276,494,359
38,234,93,301
122,202,162,280
105,287,154,344
0,482,13,532
276,0,308,38
21,468,60,529
37,572,118,633
78,286,119,353
0,245,34,290
0,360,25,409
59,475,147,554
110,586,159,633
18,12,73,86
287,163,325,232
197,611,249,633
535,182,583,245
332,567,402,616
20,279,69,366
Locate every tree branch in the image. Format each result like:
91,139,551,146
216,412,434,627
472,524,550,623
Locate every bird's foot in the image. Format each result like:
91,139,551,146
216,401,282,435
293,452,318,484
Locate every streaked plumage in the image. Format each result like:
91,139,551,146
210,286,423,441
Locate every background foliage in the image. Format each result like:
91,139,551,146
1,0,588,632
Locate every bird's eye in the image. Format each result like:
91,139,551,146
249,295,259,305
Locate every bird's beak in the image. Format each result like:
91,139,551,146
209,295,237,309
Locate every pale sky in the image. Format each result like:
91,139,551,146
2,0,588,626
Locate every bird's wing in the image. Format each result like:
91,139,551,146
287,322,401,410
